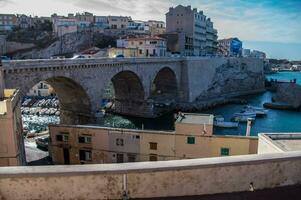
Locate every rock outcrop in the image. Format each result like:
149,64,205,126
273,83,301,109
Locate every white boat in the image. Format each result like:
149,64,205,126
231,116,255,123
243,106,268,116
233,111,256,118
214,116,239,128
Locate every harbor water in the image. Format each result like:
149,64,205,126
22,72,301,136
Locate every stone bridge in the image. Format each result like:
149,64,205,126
0,57,264,124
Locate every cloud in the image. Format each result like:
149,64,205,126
0,0,13,7
57,0,172,20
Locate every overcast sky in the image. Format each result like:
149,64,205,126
1,0,300,60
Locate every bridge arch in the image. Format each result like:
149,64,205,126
111,70,146,116
151,67,178,101
23,76,92,125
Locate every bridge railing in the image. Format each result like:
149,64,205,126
0,57,184,69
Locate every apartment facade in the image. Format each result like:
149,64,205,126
145,20,166,36
108,16,131,29
117,37,167,57
159,32,194,56
49,113,258,165
0,14,17,31
0,88,26,166
166,5,218,56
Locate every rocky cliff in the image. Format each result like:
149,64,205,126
274,83,301,108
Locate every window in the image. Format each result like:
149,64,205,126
187,136,195,144
79,150,92,161
221,148,230,156
149,154,158,161
139,49,143,54
127,154,136,162
78,136,92,144
117,153,124,163
116,138,124,146
149,142,157,150
56,133,69,142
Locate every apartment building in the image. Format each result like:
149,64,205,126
218,37,243,57
49,113,258,165
108,16,131,29
117,37,167,57
16,14,33,29
145,20,166,36
0,14,17,31
52,17,78,37
159,32,194,56
166,5,218,56
0,87,26,166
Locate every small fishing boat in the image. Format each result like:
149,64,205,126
214,116,239,128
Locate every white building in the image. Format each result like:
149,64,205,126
26,81,54,97
117,37,166,57
52,18,78,37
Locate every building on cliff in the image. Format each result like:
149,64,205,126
165,5,218,56
49,113,258,165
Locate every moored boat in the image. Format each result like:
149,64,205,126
214,116,239,128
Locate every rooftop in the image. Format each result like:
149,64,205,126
265,133,301,152
176,113,214,125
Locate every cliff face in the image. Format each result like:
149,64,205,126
11,32,93,59
274,83,301,108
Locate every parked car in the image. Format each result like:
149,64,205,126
35,136,49,150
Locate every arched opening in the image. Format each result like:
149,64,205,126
111,71,145,116
151,67,178,102
22,77,92,134
22,77,92,165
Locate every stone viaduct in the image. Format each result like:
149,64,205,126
0,57,264,124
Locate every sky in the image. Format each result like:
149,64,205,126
1,0,300,60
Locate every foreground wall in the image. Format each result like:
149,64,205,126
1,152,300,200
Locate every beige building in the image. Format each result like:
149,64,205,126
166,5,218,56
145,20,166,36
117,37,167,57
0,88,26,166
108,47,138,58
258,133,301,154
49,113,258,165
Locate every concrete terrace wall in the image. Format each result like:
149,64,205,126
0,152,301,200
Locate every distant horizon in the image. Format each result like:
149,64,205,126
1,0,300,60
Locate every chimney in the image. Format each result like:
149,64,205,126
246,118,252,136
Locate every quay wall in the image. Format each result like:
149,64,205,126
0,152,301,199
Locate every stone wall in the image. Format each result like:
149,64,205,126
0,152,301,199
